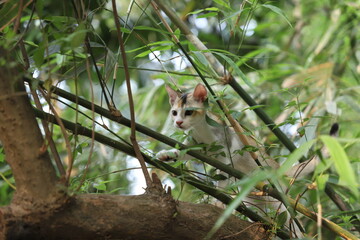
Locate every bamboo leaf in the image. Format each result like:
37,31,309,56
196,12,218,19
262,4,292,28
277,139,315,176
320,136,359,198
205,170,271,239
212,52,255,89
212,0,231,10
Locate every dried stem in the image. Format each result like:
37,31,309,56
38,88,73,184
111,0,153,189
31,88,65,176
74,55,97,191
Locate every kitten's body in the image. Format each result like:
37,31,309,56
156,83,318,237
157,83,316,178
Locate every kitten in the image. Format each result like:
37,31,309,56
156,83,320,237
156,83,317,178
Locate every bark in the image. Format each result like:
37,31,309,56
0,194,269,240
0,49,61,204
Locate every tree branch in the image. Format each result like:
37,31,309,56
0,193,268,240
0,48,61,203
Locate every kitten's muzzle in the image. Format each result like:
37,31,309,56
176,120,184,128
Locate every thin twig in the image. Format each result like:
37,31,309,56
38,88,73,184
74,53,96,192
31,88,65,176
111,0,153,189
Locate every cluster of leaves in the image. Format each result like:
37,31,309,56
0,0,359,238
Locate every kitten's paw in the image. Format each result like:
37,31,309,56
156,149,180,161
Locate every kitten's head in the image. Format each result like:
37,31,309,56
165,84,207,130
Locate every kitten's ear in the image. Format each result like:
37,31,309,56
165,85,180,106
193,84,207,102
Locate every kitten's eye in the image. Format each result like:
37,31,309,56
172,110,177,116
184,110,193,116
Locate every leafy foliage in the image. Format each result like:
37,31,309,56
0,0,359,238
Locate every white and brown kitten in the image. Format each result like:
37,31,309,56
156,83,317,178
156,83,320,237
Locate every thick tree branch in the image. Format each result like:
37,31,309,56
0,194,268,240
0,48,61,203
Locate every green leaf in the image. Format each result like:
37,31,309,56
262,4,292,28
187,9,205,16
174,28,181,41
235,48,271,67
35,0,44,18
205,115,223,127
212,51,255,89
0,147,4,163
134,26,171,35
120,27,131,34
33,44,45,68
68,23,87,49
211,174,228,181
320,136,359,198
126,40,173,53
196,12,218,19
277,139,315,176
212,0,231,10
242,105,266,111
94,182,107,191
0,0,32,31
134,45,172,58
208,144,224,152
284,100,297,109
276,211,288,228
187,7,220,16
316,174,329,191
205,170,271,239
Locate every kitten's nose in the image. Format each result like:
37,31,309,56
176,120,183,127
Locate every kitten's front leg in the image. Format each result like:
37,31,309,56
155,139,192,161
155,149,180,161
